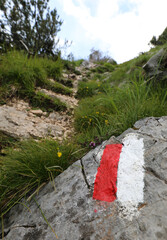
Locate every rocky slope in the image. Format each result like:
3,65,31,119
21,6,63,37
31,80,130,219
0,61,98,142
1,49,167,240
1,116,167,240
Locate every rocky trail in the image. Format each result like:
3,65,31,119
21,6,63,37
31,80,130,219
0,62,96,142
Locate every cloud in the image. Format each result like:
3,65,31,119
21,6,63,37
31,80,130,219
57,0,167,63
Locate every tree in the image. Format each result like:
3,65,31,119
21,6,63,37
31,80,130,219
0,0,62,56
150,27,167,46
89,48,117,64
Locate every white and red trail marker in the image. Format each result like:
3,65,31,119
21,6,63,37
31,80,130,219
93,133,145,220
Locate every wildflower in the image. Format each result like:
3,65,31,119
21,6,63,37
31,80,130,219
98,84,101,87
89,118,92,122
85,116,87,118
57,151,62,158
105,120,109,125
89,142,96,148
96,112,99,114
86,86,88,89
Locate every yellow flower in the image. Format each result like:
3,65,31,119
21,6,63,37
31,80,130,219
89,118,92,122
98,84,101,87
57,152,62,158
105,120,109,125
85,116,87,118
86,86,88,89
96,112,99,114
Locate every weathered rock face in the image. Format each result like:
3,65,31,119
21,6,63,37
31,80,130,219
0,103,73,140
80,60,98,69
143,48,167,82
1,117,167,240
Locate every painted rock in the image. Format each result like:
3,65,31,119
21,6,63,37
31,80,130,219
1,117,167,240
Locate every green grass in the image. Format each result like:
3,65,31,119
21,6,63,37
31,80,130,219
74,76,167,142
30,91,67,112
0,139,80,215
76,80,110,99
91,62,115,73
0,132,17,153
0,51,69,110
73,59,84,67
1,45,167,219
39,79,73,96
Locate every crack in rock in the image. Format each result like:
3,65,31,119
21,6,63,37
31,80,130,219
80,158,91,189
0,229,10,239
12,224,37,229
140,132,167,142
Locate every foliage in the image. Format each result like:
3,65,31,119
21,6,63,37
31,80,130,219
76,80,109,99
62,59,75,72
91,62,115,73
0,132,17,152
1,44,167,218
150,27,167,46
30,91,67,112
0,50,70,110
74,77,167,142
43,81,73,96
0,139,79,215
0,0,62,55
89,48,117,64
74,59,84,67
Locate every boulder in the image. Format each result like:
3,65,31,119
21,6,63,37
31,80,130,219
1,116,167,239
80,60,97,69
143,48,167,82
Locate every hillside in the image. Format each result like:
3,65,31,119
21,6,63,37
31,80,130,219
1,44,167,216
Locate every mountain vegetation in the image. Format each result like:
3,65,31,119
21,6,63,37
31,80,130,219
1,2,167,221
0,0,62,56
150,26,167,46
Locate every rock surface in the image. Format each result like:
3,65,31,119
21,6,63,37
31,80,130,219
0,103,73,140
1,116,167,240
143,48,167,82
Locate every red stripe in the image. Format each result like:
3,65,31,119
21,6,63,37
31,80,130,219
93,144,122,202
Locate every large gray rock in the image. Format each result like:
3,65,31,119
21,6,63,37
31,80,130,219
143,48,167,82
1,117,167,240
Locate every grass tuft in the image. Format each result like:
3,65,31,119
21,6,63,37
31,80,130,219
0,139,79,215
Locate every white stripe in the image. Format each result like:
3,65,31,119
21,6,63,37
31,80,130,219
116,133,145,220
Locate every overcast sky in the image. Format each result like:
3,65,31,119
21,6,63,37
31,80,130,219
50,0,167,63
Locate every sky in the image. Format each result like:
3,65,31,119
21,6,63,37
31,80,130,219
50,0,167,63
